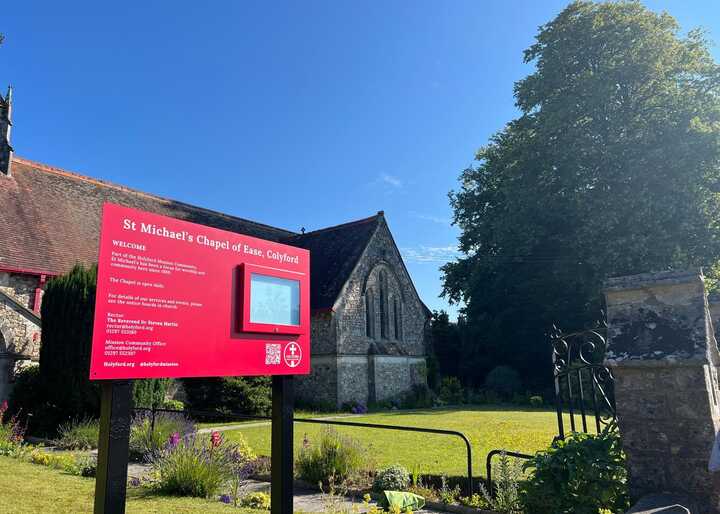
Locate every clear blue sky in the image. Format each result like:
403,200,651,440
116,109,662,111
3,1,719,317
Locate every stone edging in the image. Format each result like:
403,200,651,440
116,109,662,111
424,501,495,514
341,486,497,514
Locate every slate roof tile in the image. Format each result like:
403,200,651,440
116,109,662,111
0,157,380,312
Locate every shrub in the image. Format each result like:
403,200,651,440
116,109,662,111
132,379,172,408
400,384,435,409
373,464,410,492
521,429,629,514
150,431,251,498
129,410,195,462
478,452,522,513
54,418,99,450
529,395,543,407
28,448,96,477
484,366,522,400
240,492,271,509
181,376,271,418
438,475,460,505
77,454,97,477
464,388,488,405
232,432,256,462
484,390,501,404
459,494,489,509
0,400,25,456
341,401,367,414
33,265,100,435
7,365,42,427
162,400,184,411
296,428,366,486
437,377,464,404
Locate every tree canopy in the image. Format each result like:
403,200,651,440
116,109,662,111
442,0,720,388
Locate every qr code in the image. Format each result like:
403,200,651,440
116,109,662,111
265,344,281,365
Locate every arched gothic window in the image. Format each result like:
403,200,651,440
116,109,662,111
393,297,401,341
365,291,375,339
379,271,388,339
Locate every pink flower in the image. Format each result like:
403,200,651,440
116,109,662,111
210,431,223,448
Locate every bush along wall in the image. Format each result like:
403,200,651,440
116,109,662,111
181,376,271,418
132,379,172,409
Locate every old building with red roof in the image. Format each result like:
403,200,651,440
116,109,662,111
0,89,430,407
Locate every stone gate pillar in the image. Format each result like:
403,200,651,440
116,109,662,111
604,270,720,513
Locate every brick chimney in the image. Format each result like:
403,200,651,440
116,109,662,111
0,86,13,176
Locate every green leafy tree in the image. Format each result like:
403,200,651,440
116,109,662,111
443,1,720,388
429,310,461,383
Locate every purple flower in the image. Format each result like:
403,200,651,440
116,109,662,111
168,432,180,448
351,403,367,414
129,477,141,487
219,494,231,504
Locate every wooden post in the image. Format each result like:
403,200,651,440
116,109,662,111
271,375,294,514
94,380,132,514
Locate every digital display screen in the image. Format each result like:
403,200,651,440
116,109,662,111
249,273,300,326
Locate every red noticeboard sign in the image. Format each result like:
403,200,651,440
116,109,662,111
89,203,310,380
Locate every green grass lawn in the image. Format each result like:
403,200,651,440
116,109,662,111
0,456,262,514
221,406,583,477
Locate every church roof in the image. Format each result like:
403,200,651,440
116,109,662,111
0,156,382,312
285,215,382,310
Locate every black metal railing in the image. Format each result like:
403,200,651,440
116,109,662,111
134,406,476,493
485,449,533,487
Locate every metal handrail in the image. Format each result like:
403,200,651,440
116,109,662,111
134,406,475,493
485,449,532,487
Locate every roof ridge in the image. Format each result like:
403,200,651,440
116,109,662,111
289,212,382,239
11,155,297,237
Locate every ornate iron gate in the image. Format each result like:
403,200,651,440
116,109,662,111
551,322,616,439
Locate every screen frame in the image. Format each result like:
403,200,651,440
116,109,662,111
239,263,306,335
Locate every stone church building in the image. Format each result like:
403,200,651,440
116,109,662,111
0,89,430,407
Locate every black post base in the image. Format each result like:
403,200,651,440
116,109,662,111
271,375,294,514
94,380,133,514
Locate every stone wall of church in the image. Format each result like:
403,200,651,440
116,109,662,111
329,221,429,407
373,356,427,402
295,312,338,407
0,272,41,359
310,311,335,355
294,355,339,409
292,220,431,409
337,356,369,406
334,222,429,359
